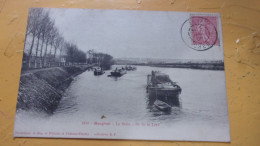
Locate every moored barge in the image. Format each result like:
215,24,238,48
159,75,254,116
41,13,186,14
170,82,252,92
110,67,127,77
94,67,105,75
147,71,181,107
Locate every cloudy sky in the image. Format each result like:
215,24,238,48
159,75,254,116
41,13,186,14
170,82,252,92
49,8,223,60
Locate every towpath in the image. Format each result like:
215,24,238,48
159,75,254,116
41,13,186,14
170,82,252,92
21,65,93,76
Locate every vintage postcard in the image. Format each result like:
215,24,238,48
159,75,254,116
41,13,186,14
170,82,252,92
14,8,230,142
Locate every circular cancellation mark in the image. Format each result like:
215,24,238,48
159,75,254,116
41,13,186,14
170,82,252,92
181,16,218,51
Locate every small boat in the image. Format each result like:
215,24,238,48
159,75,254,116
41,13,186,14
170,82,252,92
125,65,137,71
94,67,105,75
110,67,126,77
154,100,171,112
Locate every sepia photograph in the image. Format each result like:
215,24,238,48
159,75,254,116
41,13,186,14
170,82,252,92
14,8,230,142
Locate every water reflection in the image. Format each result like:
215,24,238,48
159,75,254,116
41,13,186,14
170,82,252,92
14,65,229,141
53,65,227,125
108,76,121,81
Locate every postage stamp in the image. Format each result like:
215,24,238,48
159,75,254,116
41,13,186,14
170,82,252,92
181,15,219,51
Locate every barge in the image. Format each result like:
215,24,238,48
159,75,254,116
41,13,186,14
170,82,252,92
125,66,137,71
94,67,105,75
110,67,127,77
147,71,181,108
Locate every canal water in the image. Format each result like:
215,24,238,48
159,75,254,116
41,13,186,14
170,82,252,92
56,65,228,122
15,65,230,140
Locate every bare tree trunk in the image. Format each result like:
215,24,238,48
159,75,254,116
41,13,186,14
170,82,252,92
34,34,40,68
48,44,53,67
40,38,44,68
54,48,57,58
59,48,62,66
28,33,36,68
35,35,40,57
49,44,52,55
39,36,45,68
44,39,49,67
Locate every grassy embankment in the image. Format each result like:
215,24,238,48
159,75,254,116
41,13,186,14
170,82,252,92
17,66,90,114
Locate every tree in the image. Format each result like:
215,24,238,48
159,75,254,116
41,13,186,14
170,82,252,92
86,49,94,64
53,35,64,58
59,40,66,66
43,21,55,67
65,42,87,65
45,27,58,67
39,11,53,67
26,8,44,68
24,8,88,69
48,27,58,56
88,51,114,70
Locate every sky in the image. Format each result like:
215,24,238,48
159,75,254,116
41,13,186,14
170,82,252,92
48,8,223,60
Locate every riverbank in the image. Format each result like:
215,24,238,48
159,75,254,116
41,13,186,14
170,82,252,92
128,62,225,70
16,66,90,114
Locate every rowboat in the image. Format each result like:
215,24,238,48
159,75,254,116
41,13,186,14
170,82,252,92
154,100,171,112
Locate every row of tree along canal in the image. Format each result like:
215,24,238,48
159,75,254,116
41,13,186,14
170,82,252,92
23,8,114,72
